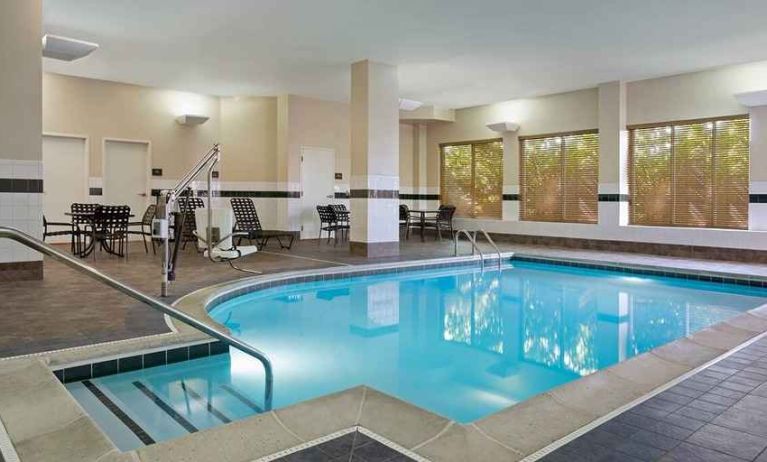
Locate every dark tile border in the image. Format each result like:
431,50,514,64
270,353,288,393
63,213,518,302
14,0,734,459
89,187,103,196
399,193,440,201
54,340,229,383
598,193,630,202
750,194,767,203
349,189,399,199
149,189,300,198
503,194,519,201
0,178,43,193
82,379,156,445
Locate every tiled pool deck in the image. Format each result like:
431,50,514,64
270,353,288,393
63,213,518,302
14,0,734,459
3,237,767,461
542,338,767,462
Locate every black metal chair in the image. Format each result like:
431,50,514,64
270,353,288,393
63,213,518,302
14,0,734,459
421,205,456,240
178,197,205,250
329,204,350,241
316,205,348,246
127,204,157,254
71,203,98,256
92,205,131,258
42,215,73,243
230,198,294,249
399,204,410,237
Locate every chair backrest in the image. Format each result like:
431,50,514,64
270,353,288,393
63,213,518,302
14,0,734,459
230,198,263,232
178,197,205,213
438,205,456,221
399,204,409,220
317,205,337,224
141,204,157,225
71,203,99,226
94,205,130,230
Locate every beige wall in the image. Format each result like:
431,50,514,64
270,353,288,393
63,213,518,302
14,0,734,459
43,73,221,179
399,123,415,188
286,95,350,184
220,96,277,182
426,88,599,187
1,0,42,162
626,61,767,125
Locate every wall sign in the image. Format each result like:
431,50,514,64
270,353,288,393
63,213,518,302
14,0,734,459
151,168,163,176
335,172,343,180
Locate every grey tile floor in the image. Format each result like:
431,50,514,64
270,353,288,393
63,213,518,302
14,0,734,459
542,337,767,462
275,431,415,462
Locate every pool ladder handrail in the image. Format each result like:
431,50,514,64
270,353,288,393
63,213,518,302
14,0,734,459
454,228,502,270
0,226,273,411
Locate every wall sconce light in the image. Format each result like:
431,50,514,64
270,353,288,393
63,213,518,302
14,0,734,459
486,121,520,133
175,114,210,126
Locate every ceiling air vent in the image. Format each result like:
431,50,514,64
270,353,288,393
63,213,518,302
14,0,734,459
42,34,99,61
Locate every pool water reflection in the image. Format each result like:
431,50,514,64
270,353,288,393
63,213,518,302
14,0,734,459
209,261,767,422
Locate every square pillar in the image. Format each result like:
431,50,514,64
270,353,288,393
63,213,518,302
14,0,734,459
597,81,629,227
749,106,767,230
0,0,43,280
349,60,400,257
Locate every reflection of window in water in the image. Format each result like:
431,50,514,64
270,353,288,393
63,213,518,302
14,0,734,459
521,279,599,376
442,274,503,354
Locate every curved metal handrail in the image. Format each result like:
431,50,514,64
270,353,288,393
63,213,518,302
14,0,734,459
0,226,273,410
473,229,503,270
454,229,484,270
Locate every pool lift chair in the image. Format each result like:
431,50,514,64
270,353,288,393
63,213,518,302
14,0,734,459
154,143,260,297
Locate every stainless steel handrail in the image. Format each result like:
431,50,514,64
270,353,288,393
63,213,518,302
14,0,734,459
0,226,273,410
473,229,502,270
454,229,484,270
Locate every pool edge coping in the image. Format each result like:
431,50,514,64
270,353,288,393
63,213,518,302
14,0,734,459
2,251,767,461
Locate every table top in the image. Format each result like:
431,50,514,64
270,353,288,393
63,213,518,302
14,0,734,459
65,211,135,217
410,209,441,214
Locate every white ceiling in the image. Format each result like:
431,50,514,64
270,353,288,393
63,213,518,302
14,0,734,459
43,0,767,108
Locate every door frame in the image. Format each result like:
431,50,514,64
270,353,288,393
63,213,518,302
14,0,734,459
42,132,90,201
101,137,152,205
299,145,336,239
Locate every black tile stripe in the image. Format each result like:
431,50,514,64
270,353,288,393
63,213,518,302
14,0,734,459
133,381,199,433
349,189,399,199
89,187,103,196
150,189,300,198
220,384,263,413
399,193,440,201
502,194,519,201
0,178,43,193
598,193,630,202
82,380,156,445
180,381,231,423
750,194,767,203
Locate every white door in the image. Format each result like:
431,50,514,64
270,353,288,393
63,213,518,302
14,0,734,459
103,140,149,226
42,135,88,243
300,147,335,239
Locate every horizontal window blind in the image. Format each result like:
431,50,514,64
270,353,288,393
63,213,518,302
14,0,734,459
628,116,749,229
520,130,599,223
440,139,503,219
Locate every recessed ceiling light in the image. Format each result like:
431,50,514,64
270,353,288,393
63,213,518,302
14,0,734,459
42,34,99,61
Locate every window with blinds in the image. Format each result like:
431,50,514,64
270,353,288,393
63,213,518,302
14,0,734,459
520,130,599,223
628,116,749,229
440,139,503,219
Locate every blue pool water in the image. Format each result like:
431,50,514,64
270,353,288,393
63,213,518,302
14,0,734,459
68,261,767,450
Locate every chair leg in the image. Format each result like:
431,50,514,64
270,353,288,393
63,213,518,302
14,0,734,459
318,226,322,245
141,231,148,254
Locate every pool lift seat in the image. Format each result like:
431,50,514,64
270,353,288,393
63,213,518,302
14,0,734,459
193,207,260,273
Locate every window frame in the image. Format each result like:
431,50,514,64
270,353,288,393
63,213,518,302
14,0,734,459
627,114,750,230
518,128,600,224
439,137,503,219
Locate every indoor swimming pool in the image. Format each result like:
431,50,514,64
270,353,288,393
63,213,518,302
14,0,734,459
66,260,767,450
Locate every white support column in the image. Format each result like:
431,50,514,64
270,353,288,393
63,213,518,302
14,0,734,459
349,60,400,257
749,105,767,230
502,131,520,221
597,81,629,227
0,0,43,280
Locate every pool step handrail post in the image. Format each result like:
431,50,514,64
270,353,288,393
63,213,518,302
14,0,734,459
454,229,484,270
0,226,273,411
472,229,502,270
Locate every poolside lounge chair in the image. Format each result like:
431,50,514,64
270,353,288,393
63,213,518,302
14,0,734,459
231,198,294,249
317,205,349,245
42,215,73,243
127,204,157,254
420,205,456,240
178,196,205,250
